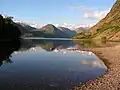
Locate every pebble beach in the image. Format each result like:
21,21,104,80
74,45,120,90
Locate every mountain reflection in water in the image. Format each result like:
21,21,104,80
0,39,107,90
0,40,21,66
20,39,76,51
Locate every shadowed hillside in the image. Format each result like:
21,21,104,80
0,15,21,40
40,24,73,38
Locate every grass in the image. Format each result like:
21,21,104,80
74,26,120,41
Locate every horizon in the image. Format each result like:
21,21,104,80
0,0,116,26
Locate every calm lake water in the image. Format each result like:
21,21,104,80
0,38,107,90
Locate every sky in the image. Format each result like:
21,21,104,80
0,0,116,25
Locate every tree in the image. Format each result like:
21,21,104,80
0,15,4,33
0,14,21,39
4,16,14,24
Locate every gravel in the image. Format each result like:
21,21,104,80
74,46,120,90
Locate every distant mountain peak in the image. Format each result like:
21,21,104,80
40,24,57,31
46,24,55,26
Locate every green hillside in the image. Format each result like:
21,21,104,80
74,0,120,41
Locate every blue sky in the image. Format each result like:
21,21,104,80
0,0,116,24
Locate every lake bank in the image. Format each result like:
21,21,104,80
74,45,120,90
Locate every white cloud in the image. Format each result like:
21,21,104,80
83,10,109,19
70,6,110,20
54,23,96,29
12,14,96,29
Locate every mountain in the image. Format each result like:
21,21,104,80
74,27,89,33
15,23,44,37
89,0,120,40
54,23,95,30
40,24,73,38
0,15,21,40
74,0,120,41
20,39,75,52
15,23,77,38
58,27,77,37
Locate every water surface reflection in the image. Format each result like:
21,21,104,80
0,40,21,67
0,39,107,90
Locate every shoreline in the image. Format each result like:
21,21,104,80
74,45,120,90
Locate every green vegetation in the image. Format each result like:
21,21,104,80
73,32,92,39
74,0,120,41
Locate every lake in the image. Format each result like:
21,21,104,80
0,38,107,90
